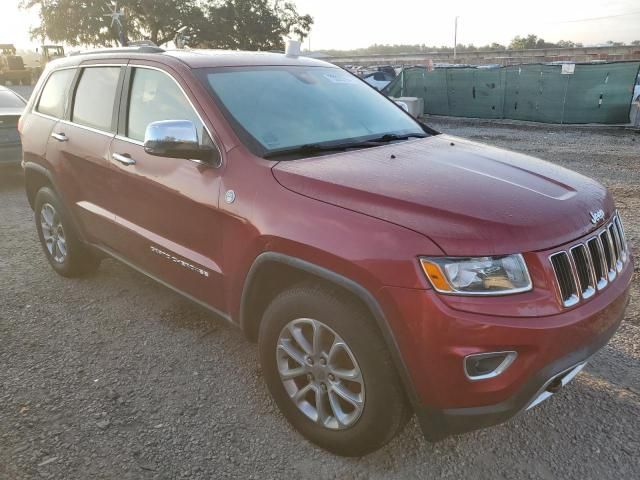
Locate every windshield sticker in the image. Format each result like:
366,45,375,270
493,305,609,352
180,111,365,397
323,73,358,84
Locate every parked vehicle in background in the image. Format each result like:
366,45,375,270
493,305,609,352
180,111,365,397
19,48,632,456
376,65,397,78
31,45,65,82
0,44,32,85
363,71,395,90
633,74,640,103
0,85,26,165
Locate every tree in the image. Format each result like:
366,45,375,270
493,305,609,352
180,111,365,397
197,0,313,50
556,40,583,48
21,0,312,49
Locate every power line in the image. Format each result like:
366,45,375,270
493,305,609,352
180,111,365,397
552,10,640,24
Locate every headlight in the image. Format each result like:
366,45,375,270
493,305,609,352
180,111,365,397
419,254,532,295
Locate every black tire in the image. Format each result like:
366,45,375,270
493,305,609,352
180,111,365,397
34,186,100,277
259,282,410,456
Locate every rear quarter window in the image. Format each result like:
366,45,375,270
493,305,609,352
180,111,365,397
36,69,76,118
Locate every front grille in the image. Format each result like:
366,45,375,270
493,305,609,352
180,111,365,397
550,213,629,307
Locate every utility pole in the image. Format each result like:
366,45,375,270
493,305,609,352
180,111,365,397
453,16,459,63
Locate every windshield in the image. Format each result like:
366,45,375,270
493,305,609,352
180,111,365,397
0,91,25,109
200,66,426,156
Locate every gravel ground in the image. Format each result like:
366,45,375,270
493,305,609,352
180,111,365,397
1,106,639,478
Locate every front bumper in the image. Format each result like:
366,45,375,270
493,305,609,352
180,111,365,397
378,256,632,441
414,309,625,440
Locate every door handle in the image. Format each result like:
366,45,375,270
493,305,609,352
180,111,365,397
51,132,68,142
112,153,136,166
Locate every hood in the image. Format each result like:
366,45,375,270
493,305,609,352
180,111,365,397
272,135,614,256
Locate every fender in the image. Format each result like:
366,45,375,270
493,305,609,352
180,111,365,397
239,251,420,407
23,161,57,208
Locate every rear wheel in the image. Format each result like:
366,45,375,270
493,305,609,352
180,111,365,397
259,282,410,456
34,187,100,277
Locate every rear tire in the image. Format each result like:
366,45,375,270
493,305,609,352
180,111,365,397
259,282,410,456
34,187,100,277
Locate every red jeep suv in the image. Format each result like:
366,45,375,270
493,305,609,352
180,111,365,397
19,48,632,456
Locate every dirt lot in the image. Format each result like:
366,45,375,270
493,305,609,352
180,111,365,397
1,114,639,479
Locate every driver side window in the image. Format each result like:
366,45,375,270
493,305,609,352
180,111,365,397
126,67,207,144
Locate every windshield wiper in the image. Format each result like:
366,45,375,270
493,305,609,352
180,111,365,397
263,141,377,159
262,133,428,159
366,133,428,143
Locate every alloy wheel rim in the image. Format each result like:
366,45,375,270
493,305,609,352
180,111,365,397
40,203,67,264
276,318,365,430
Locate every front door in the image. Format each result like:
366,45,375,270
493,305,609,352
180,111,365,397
105,65,226,312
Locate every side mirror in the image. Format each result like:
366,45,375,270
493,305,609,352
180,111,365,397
143,120,220,164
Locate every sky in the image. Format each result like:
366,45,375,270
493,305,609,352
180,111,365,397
3,0,640,51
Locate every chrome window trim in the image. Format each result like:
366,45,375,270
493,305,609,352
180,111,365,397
59,118,115,138
31,62,223,168
122,64,224,168
463,351,518,381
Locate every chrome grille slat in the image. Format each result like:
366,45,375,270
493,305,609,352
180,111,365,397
614,216,628,262
600,229,616,281
550,213,629,308
609,224,623,271
570,244,596,299
586,237,608,290
550,252,579,307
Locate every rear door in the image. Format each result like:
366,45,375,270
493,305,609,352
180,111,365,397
105,64,226,311
21,68,76,169
46,64,125,243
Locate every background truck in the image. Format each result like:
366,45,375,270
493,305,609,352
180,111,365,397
31,45,65,82
0,44,32,85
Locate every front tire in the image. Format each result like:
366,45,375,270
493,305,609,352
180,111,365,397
259,282,410,456
34,187,100,277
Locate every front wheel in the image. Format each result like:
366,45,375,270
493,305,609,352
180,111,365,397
259,283,410,456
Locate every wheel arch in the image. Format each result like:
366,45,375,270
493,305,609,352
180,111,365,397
239,252,420,406
24,161,55,210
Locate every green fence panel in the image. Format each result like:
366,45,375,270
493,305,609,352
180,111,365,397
423,69,449,115
384,62,640,124
448,68,504,119
563,63,639,124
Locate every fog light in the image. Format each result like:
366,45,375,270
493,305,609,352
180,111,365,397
464,351,517,381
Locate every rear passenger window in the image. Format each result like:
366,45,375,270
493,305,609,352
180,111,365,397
72,67,121,132
127,67,205,143
37,69,76,118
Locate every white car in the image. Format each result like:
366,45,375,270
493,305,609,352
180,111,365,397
363,71,395,91
0,85,26,165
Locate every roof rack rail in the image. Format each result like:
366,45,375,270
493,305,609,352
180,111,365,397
70,46,165,56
